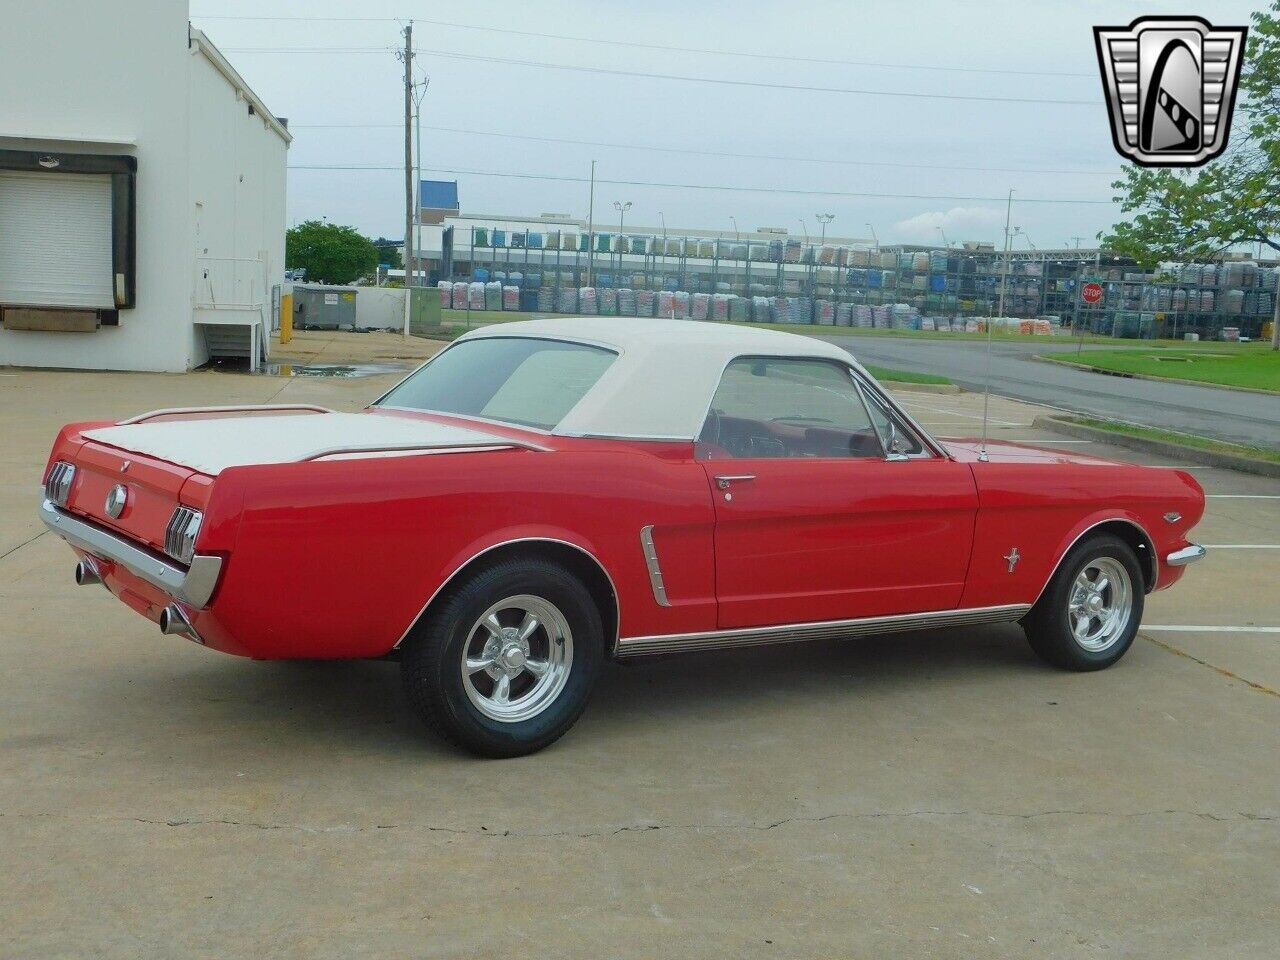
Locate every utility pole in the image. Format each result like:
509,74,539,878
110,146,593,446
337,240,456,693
866,223,879,252
400,22,414,334
1070,236,1084,250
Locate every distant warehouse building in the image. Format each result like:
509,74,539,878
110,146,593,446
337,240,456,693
0,1,289,371
412,204,1277,338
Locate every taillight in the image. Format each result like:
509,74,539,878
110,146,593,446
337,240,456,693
45,461,76,507
164,506,203,565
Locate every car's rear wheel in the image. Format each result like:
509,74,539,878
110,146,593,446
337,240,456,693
401,558,603,757
1023,533,1144,671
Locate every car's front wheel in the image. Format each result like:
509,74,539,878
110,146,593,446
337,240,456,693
1023,533,1145,671
401,557,603,757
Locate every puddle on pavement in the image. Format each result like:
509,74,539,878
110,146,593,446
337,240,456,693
209,359,414,378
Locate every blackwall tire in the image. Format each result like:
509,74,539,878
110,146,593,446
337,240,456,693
1024,533,1144,672
400,558,603,757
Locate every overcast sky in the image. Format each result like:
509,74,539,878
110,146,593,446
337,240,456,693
191,0,1264,248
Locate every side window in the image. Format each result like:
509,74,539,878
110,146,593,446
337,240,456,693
858,380,928,457
697,357,885,460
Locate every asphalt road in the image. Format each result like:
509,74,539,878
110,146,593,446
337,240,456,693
826,335,1280,450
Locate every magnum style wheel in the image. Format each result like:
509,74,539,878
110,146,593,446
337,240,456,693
401,558,604,757
1023,533,1145,671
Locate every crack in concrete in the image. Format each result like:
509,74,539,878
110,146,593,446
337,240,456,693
1141,633,1280,698
3,807,1273,839
0,529,47,563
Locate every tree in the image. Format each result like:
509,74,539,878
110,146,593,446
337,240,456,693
1104,3,1280,347
372,238,403,270
285,220,378,285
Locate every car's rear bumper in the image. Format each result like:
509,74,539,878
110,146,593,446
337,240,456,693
1166,543,1206,567
38,498,223,607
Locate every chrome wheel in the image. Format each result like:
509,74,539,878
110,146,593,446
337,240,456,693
1067,557,1133,653
461,594,573,723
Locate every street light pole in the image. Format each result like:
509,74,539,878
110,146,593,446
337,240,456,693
866,223,879,252
412,75,429,289
816,213,834,244
613,200,631,273
586,159,597,287
730,215,739,241
997,189,1014,320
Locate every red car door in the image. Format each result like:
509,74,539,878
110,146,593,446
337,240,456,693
696,357,977,630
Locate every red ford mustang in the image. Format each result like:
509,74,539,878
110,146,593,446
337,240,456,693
40,318,1206,756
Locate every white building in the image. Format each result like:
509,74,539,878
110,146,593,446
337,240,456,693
0,2,289,372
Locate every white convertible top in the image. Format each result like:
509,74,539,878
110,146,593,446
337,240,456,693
448,317,861,440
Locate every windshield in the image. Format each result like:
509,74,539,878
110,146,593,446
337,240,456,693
375,337,617,431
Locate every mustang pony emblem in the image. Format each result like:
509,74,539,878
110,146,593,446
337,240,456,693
1004,547,1021,573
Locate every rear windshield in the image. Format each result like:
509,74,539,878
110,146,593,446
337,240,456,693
375,337,617,431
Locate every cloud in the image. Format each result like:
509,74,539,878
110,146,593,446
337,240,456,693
891,207,1006,245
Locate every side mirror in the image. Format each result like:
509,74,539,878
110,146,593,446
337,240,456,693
886,421,911,458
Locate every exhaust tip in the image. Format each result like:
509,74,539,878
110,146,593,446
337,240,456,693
159,604,197,639
75,559,102,586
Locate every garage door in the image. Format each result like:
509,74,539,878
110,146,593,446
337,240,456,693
0,170,114,309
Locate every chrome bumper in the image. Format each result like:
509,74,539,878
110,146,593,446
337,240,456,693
1165,543,1207,567
38,499,223,607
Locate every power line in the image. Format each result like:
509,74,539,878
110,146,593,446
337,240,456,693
222,47,1098,106
195,13,1094,78
286,163,1115,204
288,121,1117,176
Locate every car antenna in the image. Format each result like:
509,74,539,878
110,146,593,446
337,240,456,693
979,188,1014,464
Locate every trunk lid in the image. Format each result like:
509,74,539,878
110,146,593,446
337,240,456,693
79,410,520,476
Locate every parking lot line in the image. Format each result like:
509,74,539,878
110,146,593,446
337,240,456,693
1144,625,1280,633
1206,495,1280,500
898,401,1025,427
1200,544,1280,549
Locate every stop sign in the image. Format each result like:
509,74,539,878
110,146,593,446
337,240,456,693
1081,281,1104,304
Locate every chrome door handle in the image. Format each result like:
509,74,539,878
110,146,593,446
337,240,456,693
714,474,756,490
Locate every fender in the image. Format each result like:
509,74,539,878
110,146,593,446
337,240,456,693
1032,512,1158,609
392,526,620,650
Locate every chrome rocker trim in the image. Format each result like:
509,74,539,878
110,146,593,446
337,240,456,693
1166,543,1206,566
615,602,1032,658
38,499,223,608
638,525,670,607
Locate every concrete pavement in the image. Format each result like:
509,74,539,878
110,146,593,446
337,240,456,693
2,332,1277,959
